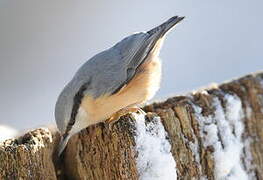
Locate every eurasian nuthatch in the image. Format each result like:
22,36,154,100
55,16,184,155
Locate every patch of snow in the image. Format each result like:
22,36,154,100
200,177,208,180
193,94,254,180
243,138,256,178
258,76,263,88
134,113,177,180
257,94,263,114
0,125,18,142
245,105,252,119
189,141,200,164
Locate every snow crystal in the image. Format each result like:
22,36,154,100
134,113,177,180
194,94,254,180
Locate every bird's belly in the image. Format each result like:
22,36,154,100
81,58,161,125
129,57,162,102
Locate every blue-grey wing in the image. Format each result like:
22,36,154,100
75,32,150,98
73,16,184,99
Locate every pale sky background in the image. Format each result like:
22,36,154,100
0,0,262,132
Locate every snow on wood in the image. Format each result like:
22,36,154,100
193,93,254,180
0,125,17,142
134,113,177,180
0,72,262,179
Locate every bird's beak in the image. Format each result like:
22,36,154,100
128,16,185,70
143,16,184,57
147,16,185,38
58,134,70,156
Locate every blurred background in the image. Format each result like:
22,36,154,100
0,0,262,137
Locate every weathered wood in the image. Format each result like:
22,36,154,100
0,72,262,180
0,128,60,180
144,72,263,179
63,118,138,180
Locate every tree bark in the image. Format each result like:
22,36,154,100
0,72,262,180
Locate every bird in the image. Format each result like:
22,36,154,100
55,16,184,155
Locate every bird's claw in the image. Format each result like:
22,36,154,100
105,107,146,130
137,108,146,115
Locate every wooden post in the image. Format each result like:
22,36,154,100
0,72,262,180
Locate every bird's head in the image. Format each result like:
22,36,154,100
55,80,90,155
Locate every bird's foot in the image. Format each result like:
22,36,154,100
105,107,146,130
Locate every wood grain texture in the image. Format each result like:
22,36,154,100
0,72,262,180
0,128,60,180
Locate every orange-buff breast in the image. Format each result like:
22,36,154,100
80,56,161,125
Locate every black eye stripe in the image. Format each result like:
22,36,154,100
63,83,88,139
